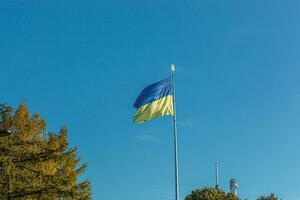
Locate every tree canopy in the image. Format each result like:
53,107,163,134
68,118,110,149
257,193,280,200
0,103,91,199
185,187,282,200
185,188,239,200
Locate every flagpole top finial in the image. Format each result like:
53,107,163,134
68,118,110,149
171,64,175,72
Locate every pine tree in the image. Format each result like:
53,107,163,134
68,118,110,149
0,104,91,199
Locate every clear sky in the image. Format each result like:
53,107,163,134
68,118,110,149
1,0,300,199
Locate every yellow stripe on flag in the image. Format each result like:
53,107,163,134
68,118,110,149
133,95,174,124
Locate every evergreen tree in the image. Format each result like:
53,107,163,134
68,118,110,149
0,104,91,199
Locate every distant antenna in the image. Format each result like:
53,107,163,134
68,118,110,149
229,178,238,195
215,163,221,190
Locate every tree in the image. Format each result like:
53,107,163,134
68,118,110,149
185,187,239,200
0,103,91,199
257,193,280,200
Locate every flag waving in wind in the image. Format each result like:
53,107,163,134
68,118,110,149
133,65,180,200
133,77,174,124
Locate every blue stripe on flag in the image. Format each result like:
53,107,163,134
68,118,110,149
133,77,172,109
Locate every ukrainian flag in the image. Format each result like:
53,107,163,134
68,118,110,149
133,77,174,124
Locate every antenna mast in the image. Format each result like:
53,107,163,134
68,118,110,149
215,163,221,190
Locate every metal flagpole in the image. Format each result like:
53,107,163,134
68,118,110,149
171,64,180,200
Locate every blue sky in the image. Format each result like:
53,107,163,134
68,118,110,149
1,0,300,199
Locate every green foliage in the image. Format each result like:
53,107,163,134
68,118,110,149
0,104,91,199
185,188,239,200
257,193,280,200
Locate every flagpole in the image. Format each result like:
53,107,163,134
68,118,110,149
171,64,180,200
